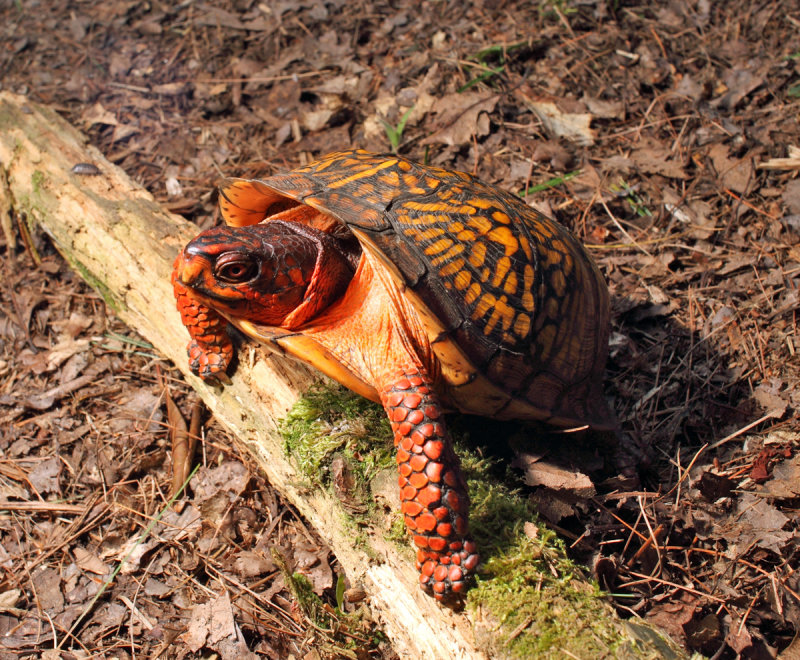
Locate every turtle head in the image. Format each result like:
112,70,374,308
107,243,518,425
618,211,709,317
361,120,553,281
173,221,354,329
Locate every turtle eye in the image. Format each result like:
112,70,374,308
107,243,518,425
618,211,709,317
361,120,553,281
215,255,259,283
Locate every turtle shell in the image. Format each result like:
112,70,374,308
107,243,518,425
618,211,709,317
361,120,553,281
218,150,614,430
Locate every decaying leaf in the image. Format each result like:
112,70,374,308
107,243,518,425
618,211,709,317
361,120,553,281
707,143,754,194
526,99,596,146
725,492,792,555
631,141,687,179
782,178,800,214
512,450,596,497
73,547,110,576
294,543,333,595
761,454,800,499
422,91,498,146
582,94,625,120
711,63,768,110
28,456,61,494
753,379,788,419
82,102,118,127
662,188,717,239
183,591,237,652
233,551,275,578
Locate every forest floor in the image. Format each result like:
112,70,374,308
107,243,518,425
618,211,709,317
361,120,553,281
1,0,799,658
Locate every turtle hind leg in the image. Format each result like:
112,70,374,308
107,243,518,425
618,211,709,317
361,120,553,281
380,368,479,600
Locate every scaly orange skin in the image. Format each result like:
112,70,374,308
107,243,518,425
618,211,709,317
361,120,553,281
381,370,478,596
173,222,477,598
172,265,233,380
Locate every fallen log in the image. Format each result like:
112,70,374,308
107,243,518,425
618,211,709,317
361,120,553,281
0,91,674,659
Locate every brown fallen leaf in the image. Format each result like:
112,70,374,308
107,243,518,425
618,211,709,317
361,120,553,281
526,99,595,146
194,468,250,528
567,165,614,202
0,589,24,616
23,356,110,410
31,567,64,613
711,63,768,110
112,387,163,434
707,143,754,194
73,547,110,576
166,389,190,499
233,550,275,578
301,108,333,132
512,450,596,497
183,590,237,652
422,91,498,147
631,141,687,179
753,379,788,419
782,179,800,214
144,578,171,597
696,471,734,501
28,457,61,495
761,454,800,499
194,5,271,32
294,543,333,595
645,596,698,648
662,188,716,239
530,487,582,523
82,102,118,127
725,617,753,654
582,94,625,120
725,492,791,555
684,612,723,656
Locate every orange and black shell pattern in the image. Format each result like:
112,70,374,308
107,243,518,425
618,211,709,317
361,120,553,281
219,150,612,430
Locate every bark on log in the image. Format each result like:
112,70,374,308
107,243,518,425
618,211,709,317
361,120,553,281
0,91,483,658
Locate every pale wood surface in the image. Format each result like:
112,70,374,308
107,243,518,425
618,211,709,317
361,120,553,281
0,91,483,659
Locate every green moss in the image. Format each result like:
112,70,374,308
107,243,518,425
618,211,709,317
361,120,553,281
460,450,674,658
468,522,623,657
67,254,125,313
279,383,394,488
31,169,45,194
279,384,678,659
384,511,408,545
274,549,336,630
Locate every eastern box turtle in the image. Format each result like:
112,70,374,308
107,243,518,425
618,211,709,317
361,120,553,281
172,150,614,600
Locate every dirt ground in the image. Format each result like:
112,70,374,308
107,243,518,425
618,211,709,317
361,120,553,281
1,0,800,657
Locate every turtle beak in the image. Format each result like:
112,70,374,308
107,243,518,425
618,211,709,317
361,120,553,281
173,250,209,287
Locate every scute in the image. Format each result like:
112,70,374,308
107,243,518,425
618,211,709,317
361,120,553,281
217,150,613,430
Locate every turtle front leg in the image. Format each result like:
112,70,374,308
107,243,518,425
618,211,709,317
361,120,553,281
380,369,479,599
172,269,233,381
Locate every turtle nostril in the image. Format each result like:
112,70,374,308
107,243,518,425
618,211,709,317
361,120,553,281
175,256,206,286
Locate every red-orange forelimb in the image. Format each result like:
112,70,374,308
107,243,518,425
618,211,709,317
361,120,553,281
381,369,479,599
172,262,233,379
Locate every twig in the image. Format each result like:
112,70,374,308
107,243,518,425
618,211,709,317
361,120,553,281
622,570,726,603
0,501,87,514
600,200,651,256
708,412,774,450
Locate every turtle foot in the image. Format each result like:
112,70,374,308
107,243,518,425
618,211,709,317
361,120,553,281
417,542,479,600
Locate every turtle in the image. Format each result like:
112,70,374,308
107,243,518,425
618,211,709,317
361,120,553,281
172,150,614,600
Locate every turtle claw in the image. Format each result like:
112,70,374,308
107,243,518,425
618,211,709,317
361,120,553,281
187,339,233,384
200,371,232,387
417,543,479,601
